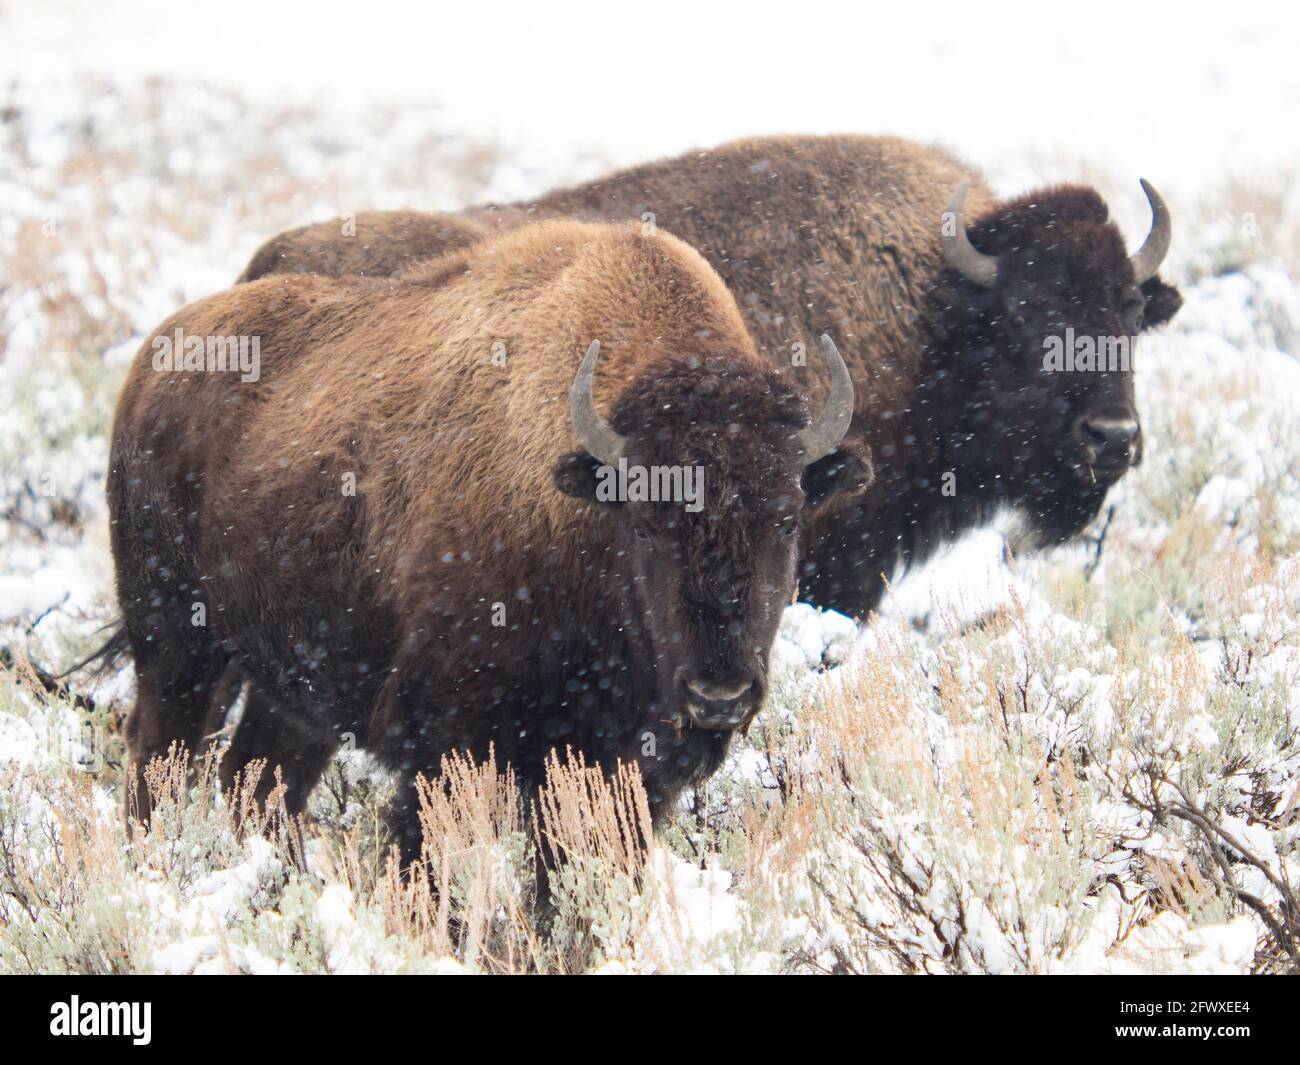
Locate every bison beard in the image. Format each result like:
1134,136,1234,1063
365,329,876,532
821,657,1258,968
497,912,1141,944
109,220,866,868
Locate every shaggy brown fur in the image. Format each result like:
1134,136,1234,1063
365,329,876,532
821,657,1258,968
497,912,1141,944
111,220,868,859
237,210,487,281
240,134,1183,617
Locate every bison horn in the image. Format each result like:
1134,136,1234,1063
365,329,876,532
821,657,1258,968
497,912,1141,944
1129,179,1171,284
570,340,627,466
798,334,855,465
941,179,998,287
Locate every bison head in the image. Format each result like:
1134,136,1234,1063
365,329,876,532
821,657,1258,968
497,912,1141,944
552,337,869,732
939,179,1182,544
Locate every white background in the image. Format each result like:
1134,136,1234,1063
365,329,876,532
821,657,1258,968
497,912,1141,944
7,0,1298,195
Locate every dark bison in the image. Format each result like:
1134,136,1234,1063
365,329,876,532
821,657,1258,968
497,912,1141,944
242,134,1183,618
111,220,867,858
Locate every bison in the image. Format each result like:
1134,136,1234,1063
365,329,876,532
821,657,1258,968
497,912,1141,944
241,134,1183,618
110,219,867,859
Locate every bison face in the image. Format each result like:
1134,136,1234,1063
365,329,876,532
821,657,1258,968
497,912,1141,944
615,479,802,730
941,181,1183,545
553,344,869,731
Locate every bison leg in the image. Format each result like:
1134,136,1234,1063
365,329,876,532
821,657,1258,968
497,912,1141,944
122,634,228,826
218,684,339,821
365,667,444,868
200,659,244,735
379,771,426,870
112,443,234,823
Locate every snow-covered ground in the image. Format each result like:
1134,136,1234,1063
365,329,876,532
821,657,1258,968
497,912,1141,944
1,5,1298,973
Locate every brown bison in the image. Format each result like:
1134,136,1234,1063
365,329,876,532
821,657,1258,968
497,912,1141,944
236,209,487,282
242,134,1183,618
111,219,867,858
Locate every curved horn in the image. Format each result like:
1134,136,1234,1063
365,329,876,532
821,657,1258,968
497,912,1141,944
798,334,854,465
941,179,998,287
569,340,626,467
1129,178,1171,284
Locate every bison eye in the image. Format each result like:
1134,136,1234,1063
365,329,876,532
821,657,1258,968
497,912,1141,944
632,525,650,543
781,522,798,538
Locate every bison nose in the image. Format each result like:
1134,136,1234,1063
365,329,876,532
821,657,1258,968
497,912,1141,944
1074,415,1140,467
683,673,757,729
686,675,753,702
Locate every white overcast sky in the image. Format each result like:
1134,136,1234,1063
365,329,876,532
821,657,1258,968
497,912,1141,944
5,0,1298,194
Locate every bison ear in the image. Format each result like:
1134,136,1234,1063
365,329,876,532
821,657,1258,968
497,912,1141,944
1139,276,1183,330
802,440,873,512
552,451,620,506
